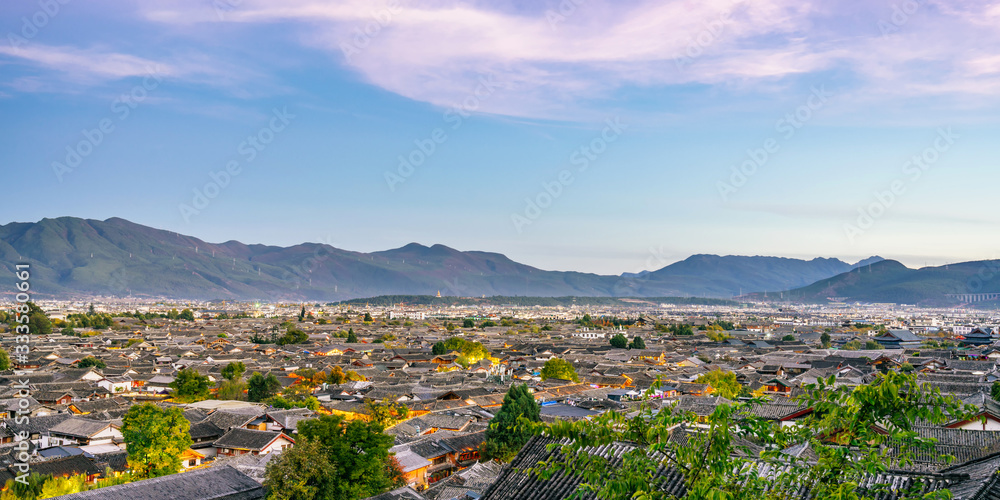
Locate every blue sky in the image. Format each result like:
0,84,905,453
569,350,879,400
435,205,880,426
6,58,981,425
2,0,999,275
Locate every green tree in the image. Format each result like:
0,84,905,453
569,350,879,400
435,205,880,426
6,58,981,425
540,357,579,382
843,339,862,350
248,371,282,402
713,320,735,330
629,335,646,349
463,318,475,328
706,329,730,342
0,348,9,371
20,302,52,335
61,325,76,336
820,331,832,348
217,380,248,401
363,312,373,323
992,381,1000,402
432,341,446,355
781,334,796,341
460,340,489,360
221,361,246,382
528,371,976,500
262,438,332,500
480,320,497,328
39,474,88,498
328,366,347,385
268,394,321,411
346,328,358,343
480,384,541,462
669,323,694,336
366,398,408,428
122,403,193,479
695,369,742,399
609,333,628,349
278,328,309,345
2,473,47,500
264,414,402,500
76,356,106,369
169,368,210,401
299,306,306,322
865,340,883,350
178,308,196,321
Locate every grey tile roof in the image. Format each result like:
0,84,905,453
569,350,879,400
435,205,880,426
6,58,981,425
213,428,288,451
57,465,266,499
49,417,115,438
27,454,104,478
205,409,262,430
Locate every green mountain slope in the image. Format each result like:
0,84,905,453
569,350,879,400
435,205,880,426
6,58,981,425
759,259,1000,305
0,217,886,301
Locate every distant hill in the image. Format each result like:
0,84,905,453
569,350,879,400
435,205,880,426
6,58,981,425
751,259,1000,305
0,217,885,301
631,254,883,298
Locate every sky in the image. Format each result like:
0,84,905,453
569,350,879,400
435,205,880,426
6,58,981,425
1,0,999,275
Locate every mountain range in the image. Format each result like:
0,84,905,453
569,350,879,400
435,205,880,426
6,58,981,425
2,216,987,304
752,259,1000,306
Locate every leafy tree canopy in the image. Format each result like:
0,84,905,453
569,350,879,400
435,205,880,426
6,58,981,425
480,384,541,463
264,414,402,500
122,403,193,479
609,333,628,349
432,341,446,355
169,368,211,401
76,356,106,369
540,357,579,382
248,371,282,402
221,361,246,381
695,369,743,399
529,371,978,500
629,335,646,350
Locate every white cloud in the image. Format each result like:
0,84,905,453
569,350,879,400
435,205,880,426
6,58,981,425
132,0,1000,118
0,44,170,82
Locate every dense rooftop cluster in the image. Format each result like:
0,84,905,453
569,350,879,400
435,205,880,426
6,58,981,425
0,302,999,499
